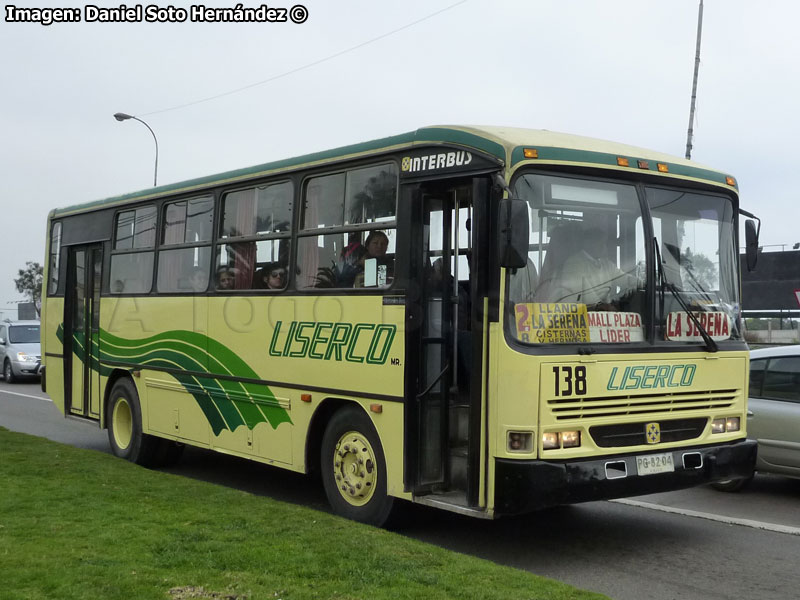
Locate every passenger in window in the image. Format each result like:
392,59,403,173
216,268,236,291
254,263,287,289
189,267,209,292
353,230,393,288
335,236,365,287
364,230,389,260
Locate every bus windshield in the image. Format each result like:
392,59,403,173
508,172,741,346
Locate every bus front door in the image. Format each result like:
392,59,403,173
64,245,103,422
407,177,490,507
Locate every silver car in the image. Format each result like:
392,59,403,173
713,345,800,490
0,320,42,383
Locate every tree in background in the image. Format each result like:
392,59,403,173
13,261,43,316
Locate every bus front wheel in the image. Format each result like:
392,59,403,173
320,406,394,527
106,378,162,467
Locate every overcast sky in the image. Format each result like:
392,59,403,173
2,0,798,311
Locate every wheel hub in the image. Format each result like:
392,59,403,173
333,431,377,506
112,398,133,450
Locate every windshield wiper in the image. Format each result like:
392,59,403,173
654,238,717,352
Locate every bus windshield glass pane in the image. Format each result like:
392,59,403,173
509,173,645,345
646,188,741,342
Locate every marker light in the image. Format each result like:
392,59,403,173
616,157,630,167
508,431,533,452
657,163,669,173
523,148,539,159
637,160,649,169
725,176,736,186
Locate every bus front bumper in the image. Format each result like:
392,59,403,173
494,439,757,516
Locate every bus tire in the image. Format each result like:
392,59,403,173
320,406,394,527
106,378,161,467
710,475,752,492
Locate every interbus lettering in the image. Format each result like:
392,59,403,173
269,320,396,364
401,151,472,173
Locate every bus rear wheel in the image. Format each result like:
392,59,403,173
321,406,394,527
106,378,162,467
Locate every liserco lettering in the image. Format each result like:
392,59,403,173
268,321,396,364
607,364,696,391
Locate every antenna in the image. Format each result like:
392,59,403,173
685,0,704,160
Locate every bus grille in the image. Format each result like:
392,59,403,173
547,389,737,421
589,418,708,447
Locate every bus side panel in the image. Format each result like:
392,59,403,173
101,296,211,444
207,295,406,488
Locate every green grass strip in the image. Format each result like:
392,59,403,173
0,428,607,600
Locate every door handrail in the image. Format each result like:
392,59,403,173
416,364,449,400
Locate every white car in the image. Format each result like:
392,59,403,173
0,320,42,383
713,345,800,490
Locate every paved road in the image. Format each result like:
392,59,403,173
3,380,800,600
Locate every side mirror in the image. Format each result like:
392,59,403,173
744,219,759,271
499,198,529,269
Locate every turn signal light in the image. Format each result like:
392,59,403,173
508,431,533,452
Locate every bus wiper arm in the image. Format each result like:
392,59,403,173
654,238,717,353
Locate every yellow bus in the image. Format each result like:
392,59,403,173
41,126,758,525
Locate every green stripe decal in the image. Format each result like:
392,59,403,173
57,325,292,435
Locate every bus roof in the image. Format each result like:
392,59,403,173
51,125,736,217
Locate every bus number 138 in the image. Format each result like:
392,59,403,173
553,365,587,397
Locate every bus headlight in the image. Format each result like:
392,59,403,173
712,417,740,433
561,431,581,448
542,431,581,450
542,432,560,450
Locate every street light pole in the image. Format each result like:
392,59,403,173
684,0,704,160
113,112,159,186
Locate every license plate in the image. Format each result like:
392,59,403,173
636,452,675,476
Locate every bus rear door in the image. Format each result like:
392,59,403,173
64,245,103,422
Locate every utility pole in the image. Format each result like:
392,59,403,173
685,0,704,159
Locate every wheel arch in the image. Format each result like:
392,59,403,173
305,397,369,476
101,368,137,429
